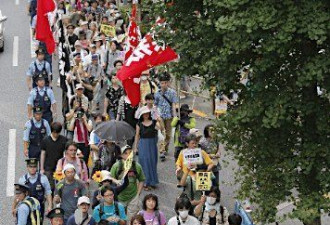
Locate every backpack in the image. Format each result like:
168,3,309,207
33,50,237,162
99,201,120,219
21,197,41,225
139,210,161,225
178,117,191,144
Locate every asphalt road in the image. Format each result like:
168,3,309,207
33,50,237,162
0,1,329,225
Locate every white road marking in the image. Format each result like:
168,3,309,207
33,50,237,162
30,29,36,58
6,129,16,197
12,36,19,67
15,0,19,5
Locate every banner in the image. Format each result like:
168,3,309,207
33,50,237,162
183,148,203,166
100,24,116,38
117,34,178,81
196,172,212,191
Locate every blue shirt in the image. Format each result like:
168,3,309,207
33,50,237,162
26,59,52,77
18,173,52,195
27,86,56,106
23,118,51,142
17,200,30,225
154,88,178,119
67,214,96,225
92,202,127,223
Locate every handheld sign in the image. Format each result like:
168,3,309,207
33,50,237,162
196,172,212,191
122,151,134,177
100,24,116,37
183,148,203,166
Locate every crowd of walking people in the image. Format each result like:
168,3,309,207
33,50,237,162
13,0,246,224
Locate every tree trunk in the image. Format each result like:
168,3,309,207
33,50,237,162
303,217,321,225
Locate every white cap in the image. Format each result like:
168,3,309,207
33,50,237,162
101,174,112,182
189,128,202,138
79,20,88,26
74,40,82,46
75,83,84,90
63,163,76,173
77,196,90,206
138,106,151,119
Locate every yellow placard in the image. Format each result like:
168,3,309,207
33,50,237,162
100,24,116,37
195,172,212,191
123,151,134,174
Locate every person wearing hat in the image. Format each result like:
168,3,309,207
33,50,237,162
16,158,52,222
27,73,57,124
47,208,65,225
71,40,88,63
54,163,88,223
67,196,96,225
83,44,99,69
26,47,52,91
23,106,51,159
102,39,121,77
154,72,178,160
74,20,92,40
171,104,196,160
55,141,89,182
67,23,79,52
13,183,42,225
133,106,163,190
110,145,145,221
86,53,104,113
91,172,129,209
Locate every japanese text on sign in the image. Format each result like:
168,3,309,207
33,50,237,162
100,24,116,37
196,172,212,191
183,148,203,166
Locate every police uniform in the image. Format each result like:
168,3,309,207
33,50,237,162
23,107,51,159
47,208,64,225
15,183,41,225
27,75,56,124
26,49,52,88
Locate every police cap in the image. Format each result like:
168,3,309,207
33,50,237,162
35,48,46,55
47,208,65,219
158,72,171,82
25,158,38,167
14,183,29,194
33,106,43,114
35,74,45,81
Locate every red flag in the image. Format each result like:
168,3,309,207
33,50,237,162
122,3,142,107
117,34,178,81
125,4,141,60
36,0,56,54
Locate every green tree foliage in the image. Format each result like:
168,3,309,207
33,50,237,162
142,1,330,224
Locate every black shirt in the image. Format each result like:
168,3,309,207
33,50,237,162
40,135,68,171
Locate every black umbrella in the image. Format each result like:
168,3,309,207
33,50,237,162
94,120,136,143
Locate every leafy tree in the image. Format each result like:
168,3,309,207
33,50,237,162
141,1,330,224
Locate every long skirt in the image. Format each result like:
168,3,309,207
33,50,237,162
138,137,159,186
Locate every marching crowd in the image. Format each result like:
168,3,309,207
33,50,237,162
14,0,244,225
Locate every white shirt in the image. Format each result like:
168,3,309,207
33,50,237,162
167,215,201,225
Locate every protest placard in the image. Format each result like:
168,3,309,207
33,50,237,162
100,24,116,37
183,148,203,166
196,172,212,191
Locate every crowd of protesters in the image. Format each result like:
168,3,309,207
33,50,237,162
13,0,245,225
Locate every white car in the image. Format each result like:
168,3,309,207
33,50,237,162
0,10,7,52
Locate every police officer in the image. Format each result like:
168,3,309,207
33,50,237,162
13,183,41,225
47,208,65,225
26,48,52,91
27,74,57,124
17,158,52,222
23,106,51,159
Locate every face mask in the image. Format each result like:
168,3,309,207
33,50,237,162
179,210,189,219
206,196,217,205
141,75,148,81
